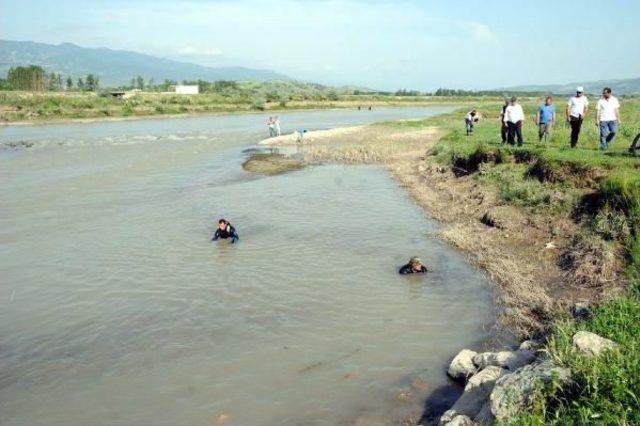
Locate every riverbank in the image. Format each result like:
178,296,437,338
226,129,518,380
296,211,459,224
260,123,590,336
0,90,508,124
261,99,640,424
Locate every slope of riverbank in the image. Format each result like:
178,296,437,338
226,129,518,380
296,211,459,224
261,99,640,423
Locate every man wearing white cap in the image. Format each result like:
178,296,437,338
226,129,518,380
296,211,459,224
596,87,621,151
566,86,589,147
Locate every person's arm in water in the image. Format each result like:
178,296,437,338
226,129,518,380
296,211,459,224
212,228,221,241
398,264,413,275
229,225,239,244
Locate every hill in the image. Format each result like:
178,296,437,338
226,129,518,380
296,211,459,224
0,40,289,86
502,77,640,95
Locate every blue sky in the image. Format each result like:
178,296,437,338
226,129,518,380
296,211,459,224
1,0,639,90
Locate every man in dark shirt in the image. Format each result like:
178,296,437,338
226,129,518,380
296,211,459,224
212,219,239,244
500,98,509,144
399,257,428,275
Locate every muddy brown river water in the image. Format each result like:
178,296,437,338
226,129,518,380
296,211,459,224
0,108,494,425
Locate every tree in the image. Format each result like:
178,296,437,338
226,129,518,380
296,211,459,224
66,76,73,90
7,65,46,91
136,75,144,90
85,74,99,91
47,72,63,91
77,78,85,90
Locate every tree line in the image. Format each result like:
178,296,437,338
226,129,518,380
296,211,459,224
0,65,100,91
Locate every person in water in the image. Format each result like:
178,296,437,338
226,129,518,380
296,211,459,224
212,219,239,244
399,257,428,275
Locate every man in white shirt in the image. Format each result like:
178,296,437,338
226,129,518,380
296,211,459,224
503,96,525,146
596,87,621,151
566,86,589,147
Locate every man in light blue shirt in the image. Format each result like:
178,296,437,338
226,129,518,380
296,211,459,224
535,96,556,142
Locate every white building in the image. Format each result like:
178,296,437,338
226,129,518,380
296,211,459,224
175,85,199,95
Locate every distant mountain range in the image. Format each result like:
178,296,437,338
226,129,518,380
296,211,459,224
502,78,640,95
0,40,289,86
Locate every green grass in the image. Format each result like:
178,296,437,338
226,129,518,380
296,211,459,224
509,292,640,425
383,98,640,424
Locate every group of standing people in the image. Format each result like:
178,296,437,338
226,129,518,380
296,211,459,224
470,86,622,150
267,116,281,137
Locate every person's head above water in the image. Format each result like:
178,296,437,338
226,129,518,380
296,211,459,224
410,256,424,270
218,218,229,230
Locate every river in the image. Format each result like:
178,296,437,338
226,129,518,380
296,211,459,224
0,108,494,426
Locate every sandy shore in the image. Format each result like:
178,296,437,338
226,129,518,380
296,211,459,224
259,126,368,146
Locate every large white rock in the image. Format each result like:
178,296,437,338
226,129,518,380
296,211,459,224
490,361,571,421
441,414,478,426
448,349,478,382
473,350,536,371
440,366,507,424
519,340,543,351
572,331,618,356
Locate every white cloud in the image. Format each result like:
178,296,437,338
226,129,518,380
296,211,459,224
177,46,223,56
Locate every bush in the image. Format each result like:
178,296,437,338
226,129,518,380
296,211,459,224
500,180,552,206
588,207,631,241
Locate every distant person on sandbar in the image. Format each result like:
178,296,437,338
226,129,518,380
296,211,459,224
399,257,429,275
274,116,281,136
267,117,276,137
465,109,479,135
212,219,239,244
295,128,308,143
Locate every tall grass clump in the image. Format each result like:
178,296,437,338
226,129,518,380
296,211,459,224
511,294,640,425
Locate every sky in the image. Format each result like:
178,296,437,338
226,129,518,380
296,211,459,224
1,0,639,90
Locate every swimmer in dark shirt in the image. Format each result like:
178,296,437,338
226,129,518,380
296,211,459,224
399,257,428,275
212,218,239,244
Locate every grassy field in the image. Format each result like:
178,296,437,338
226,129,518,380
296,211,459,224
0,90,492,123
395,98,640,424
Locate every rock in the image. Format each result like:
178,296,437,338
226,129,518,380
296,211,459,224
519,340,542,352
473,402,494,425
440,366,507,424
396,388,415,403
473,350,536,371
215,413,230,425
441,414,478,426
490,361,571,421
448,349,478,382
572,302,591,320
573,331,618,356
